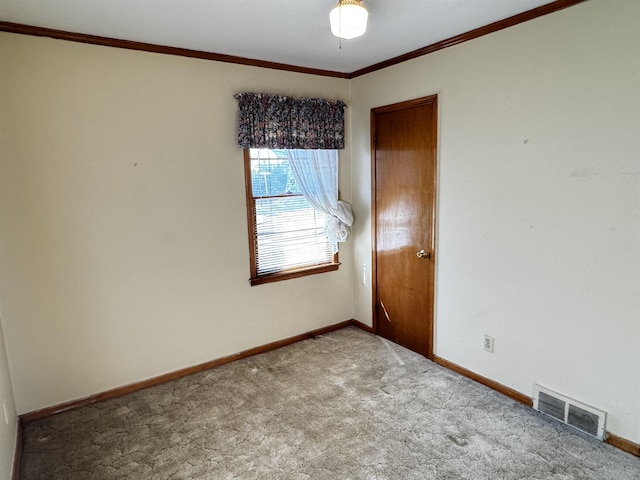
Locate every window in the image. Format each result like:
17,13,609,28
244,148,339,285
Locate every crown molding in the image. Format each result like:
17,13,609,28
0,0,589,79
0,20,350,79
349,0,588,78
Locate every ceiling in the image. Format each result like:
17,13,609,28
1,0,563,74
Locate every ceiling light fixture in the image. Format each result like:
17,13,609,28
329,0,369,40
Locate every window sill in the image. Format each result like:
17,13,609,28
250,262,340,286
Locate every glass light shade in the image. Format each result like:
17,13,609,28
329,1,368,40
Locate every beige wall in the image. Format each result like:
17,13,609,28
0,33,353,416
0,305,17,479
351,0,640,443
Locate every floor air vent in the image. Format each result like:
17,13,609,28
533,385,606,440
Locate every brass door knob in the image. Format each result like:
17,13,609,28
416,249,430,259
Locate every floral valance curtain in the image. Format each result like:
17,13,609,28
234,93,346,150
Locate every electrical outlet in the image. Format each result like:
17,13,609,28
483,334,494,353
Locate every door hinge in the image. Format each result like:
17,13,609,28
373,133,377,146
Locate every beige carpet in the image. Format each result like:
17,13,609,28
20,327,640,479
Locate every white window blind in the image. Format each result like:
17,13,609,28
248,149,334,278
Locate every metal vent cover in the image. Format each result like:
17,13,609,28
567,404,600,437
538,391,565,421
533,385,606,440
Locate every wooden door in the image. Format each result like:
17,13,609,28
372,96,438,359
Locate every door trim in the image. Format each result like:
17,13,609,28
370,95,438,360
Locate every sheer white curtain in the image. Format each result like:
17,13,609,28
285,150,353,254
